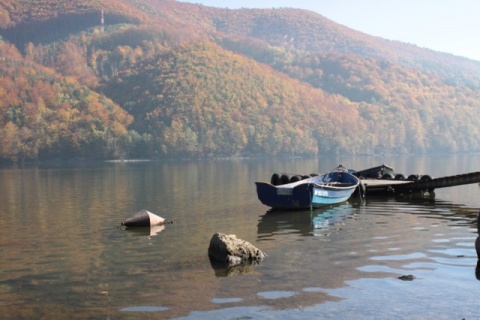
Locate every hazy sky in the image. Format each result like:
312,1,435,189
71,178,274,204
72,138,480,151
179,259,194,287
178,0,480,61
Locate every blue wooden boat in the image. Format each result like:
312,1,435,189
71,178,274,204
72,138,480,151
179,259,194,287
255,169,360,209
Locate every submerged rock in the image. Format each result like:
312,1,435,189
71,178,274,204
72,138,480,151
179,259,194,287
398,275,416,281
208,233,265,267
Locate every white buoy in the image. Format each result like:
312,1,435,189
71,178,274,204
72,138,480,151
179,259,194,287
121,209,166,227
146,211,165,226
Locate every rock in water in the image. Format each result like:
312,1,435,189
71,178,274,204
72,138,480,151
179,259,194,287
476,236,480,260
476,211,480,259
208,233,265,266
121,209,165,227
398,275,416,281
477,211,480,234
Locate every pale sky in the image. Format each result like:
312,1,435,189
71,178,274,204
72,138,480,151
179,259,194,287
178,0,480,61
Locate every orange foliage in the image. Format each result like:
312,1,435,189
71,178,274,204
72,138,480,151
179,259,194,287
1,0,480,160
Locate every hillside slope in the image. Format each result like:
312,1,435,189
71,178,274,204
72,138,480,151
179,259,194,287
184,5,480,88
0,0,479,162
0,42,132,162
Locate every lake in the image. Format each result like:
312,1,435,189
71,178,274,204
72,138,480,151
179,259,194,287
1,155,480,319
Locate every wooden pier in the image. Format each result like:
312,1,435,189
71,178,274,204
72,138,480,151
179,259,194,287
361,171,480,195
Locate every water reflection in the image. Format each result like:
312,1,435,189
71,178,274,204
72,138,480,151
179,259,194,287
120,306,169,312
211,297,244,304
257,204,356,240
257,194,479,242
358,193,478,227
311,204,355,237
257,290,297,299
122,225,165,237
257,209,311,240
3,157,480,319
209,258,261,277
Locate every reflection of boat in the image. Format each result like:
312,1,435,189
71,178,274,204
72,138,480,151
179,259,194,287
311,204,355,237
255,170,359,209
257,204,355,240
257,194,479,241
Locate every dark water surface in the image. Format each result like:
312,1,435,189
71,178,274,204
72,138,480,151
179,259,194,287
1,155,480,319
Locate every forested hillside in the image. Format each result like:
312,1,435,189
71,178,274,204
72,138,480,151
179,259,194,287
0,0,479,163
0,42,133,162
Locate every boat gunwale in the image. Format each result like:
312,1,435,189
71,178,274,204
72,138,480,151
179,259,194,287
311,181,359,191
264,171,359,189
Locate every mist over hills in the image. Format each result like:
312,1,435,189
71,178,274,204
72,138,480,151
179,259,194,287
0,0,479,162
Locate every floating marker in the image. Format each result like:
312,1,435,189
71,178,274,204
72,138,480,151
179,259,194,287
121,209,166,227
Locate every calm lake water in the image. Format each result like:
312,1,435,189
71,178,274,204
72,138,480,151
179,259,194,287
1,155,480,319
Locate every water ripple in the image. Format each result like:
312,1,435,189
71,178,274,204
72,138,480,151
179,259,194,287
370,252,426,261
119,306,169,312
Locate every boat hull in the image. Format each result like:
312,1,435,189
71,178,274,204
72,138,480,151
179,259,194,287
255,171,359,209
311,184,356,206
